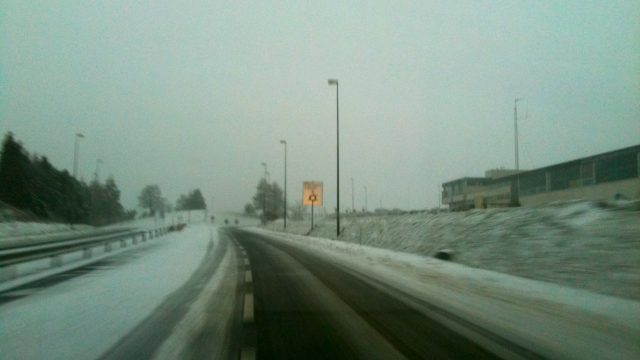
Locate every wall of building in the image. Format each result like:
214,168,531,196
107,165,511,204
442,146,639,210
477,183,512,208
520,177,640,206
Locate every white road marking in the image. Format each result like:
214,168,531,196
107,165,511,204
243,292,254,323
244,258,250,266
245,270,252,283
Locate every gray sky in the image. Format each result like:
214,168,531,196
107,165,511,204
1,1,639,212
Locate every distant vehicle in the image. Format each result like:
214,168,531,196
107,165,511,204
234,219,239,225
224,219,229,225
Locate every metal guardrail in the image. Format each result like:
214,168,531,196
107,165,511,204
0,227,135,251
0,226,170,283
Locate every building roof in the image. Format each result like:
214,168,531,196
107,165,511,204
442,144,640,186
442,176,489,186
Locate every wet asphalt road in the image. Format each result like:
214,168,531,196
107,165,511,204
230,229,510,360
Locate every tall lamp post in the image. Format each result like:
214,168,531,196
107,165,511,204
351,177,355,212
261,162,268,224
94,159,103,182
280,140,288,229
328,78,340,237
364,185,368,212
73,133,85,179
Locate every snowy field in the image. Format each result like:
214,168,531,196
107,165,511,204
0,224,215,360
250,227,640,359
265,200,640,300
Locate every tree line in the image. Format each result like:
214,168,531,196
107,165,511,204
137,185,206,219
0,133,133,225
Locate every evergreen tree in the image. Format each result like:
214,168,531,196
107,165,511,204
251,179,284,222
0,133,33,210
0,132,126,225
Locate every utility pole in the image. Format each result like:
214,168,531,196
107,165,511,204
73,133,84,179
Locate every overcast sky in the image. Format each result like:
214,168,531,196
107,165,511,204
1,1,639,213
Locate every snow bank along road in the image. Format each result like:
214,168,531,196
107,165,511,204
1,224,638,359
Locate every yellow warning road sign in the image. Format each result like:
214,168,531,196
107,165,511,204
303,181,323,206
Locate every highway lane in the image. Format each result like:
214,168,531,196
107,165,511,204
230,228,504,360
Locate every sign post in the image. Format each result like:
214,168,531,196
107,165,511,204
309,194,316,230
303,181,323,234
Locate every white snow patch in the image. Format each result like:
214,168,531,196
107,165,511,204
0,224,215,360
264,200,640,300
0,222,92,240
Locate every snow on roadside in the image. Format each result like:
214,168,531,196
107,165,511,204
265,200,640,300
0,210,203,243
0,224,215,360
0,222,93,239
249,227,640,359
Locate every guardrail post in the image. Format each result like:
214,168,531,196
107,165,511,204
51,255,63,267
83,248,92,259
132,234,138,245
0,265,17,281
120,239,127,248
105,242,112,252
141,232,147,242
149,230,154,239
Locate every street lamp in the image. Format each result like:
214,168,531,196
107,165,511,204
351,177,355,212
261,162,268,224
94,159,103,182
364,185,368,212
280,140,288,229
73,133,85,179
328,78,340,237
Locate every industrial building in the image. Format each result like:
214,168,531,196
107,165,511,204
442,144,640,211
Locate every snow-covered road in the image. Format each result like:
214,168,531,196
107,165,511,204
0,225,214,360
